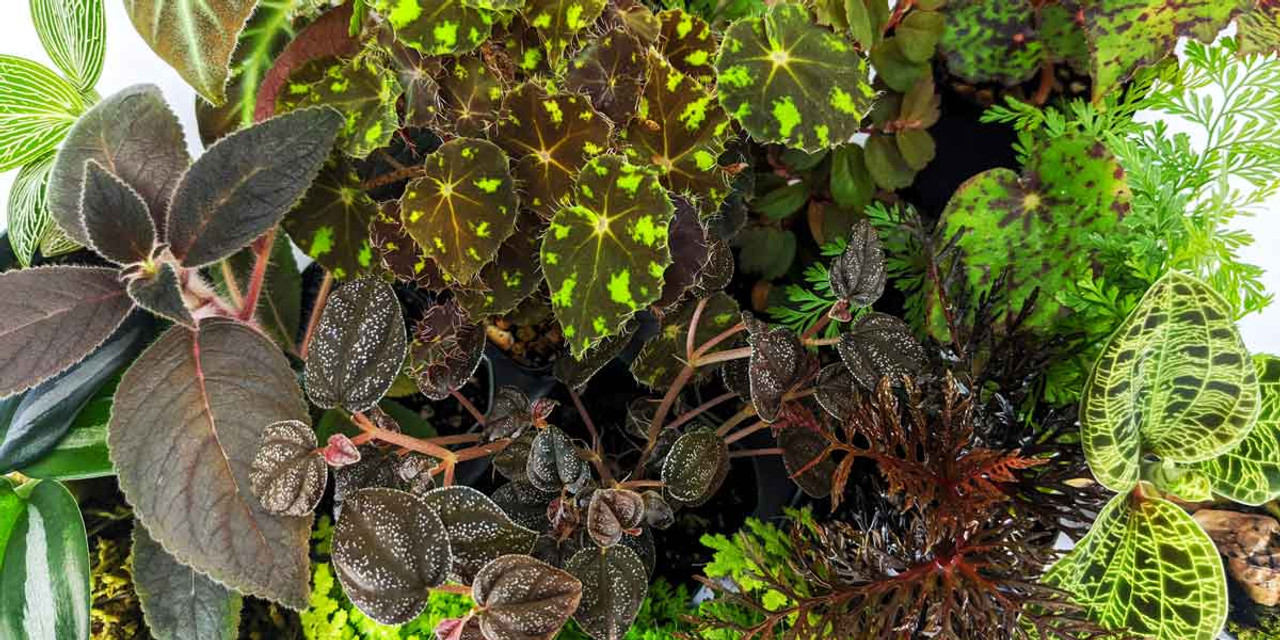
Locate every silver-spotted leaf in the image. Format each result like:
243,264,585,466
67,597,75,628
333,487,452,625
275,54,403,159
564,544,647,640
524,0,608,65
837,312,926,390
814,362,858,420
494,432,537,483
486,386,534,441
586,489,644,548
715,3,875,151
50,84,189,246
438,55,504,138
779,426,836,498
288,158,379,281
305,277,408,412
126,262,194,327
494,82,612,218
640,491,673,530
420,486,540,584
132,524,243,640
565,28,647,125
402,137,519,282
744,312,817,423
80,160,156,266
661,430,728,505
473,554,583,640
408,300,487,401
108,319,313,608
527,426,592,494
370,0,493,56
1082,272,1259,493
333,445,409,518
542,155,674,357
0,266,133,398
939,1,1041,85
1193,355,1280,505
657,9,717,84
123,0,255,104
1045,492,1227,640
167,107,343,267
631,292,741,389
249,420,327,517
828,219,885,308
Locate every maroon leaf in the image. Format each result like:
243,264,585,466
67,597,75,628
0,266,133,398
641,491,674,530
661,430,728,506
304,277,407,412
254,3,358,121
80,160,156,265
527,426,592,494
586,489,645,548
564,27,647,125
409,300,486,401
565,545,648,640
828,219,886,309
126,262,194,326
420,486,539,583
743,312,817,422
435,616,484,640
472,555,583,640
655,197,711,310
486,386,534,441
836,312,926,390
249,419,327,516
778,427,836,499
814,362,859,420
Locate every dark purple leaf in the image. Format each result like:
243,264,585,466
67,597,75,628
491,481,558,533
304,278,407,412
828,219,886,309
565,544,647,640
419,486,539,583
126,262,194,326
494,431,536,483
641,491,673,530
656,197,711,310
661,430,728,506
486,386,533,441
527,426,592,494
409,300,486,401
249,419,326,516
743,312,817,422
472,554,583,640
564,27,646,125
334,445,408,518
814,362,859,420
554,319,638,391
80,160,155,265
586,489,644,548
778,426,836,498
836,312,926,390
435,616,484,640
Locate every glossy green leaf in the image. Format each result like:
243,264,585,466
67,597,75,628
864,132,916,189
31,0,106,91
829,145,874,211
939,0,1040,85
275,54,402,159
565,28,647,125
1192,354,1280,505
19,392,112,481
715,2,874,152
523,0,608,65
132,524,243,640
542,155,675,357
493,81,612,218
656,9,717,84
286,158,378,281
109,319,314,608
1082,272,1260,492
752,182,808,220
454,210,545,318
0,55,86,173
437,55,504,138
305,278,408,413
419,486,539,584
370,0,493,56
868,36,928,92
6,153,60,267
896,9,944,63
1046,492,1227,640
565,544,647,640
123,0,257,104
472,554,583,640
632,292,741,390
0,478,89,640
735,226,796,280
402,137,520,282
80,161,156,266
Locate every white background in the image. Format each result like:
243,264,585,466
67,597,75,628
0,3,1275,352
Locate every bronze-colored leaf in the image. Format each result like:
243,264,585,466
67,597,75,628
249,419,326,516
472,554,583,640
778,427,836,498
661,430,728,506
527,426,592,494
641,491,673,530
743,312,817,422
80,160,156,266
409,300,487,401
304,278,408,412
420,486,540,583
586,489,645,548
126,263,194,327
814,362,858,420
828,219,885,309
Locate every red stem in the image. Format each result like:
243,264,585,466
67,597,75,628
723,420,770,445
299,272,334,360
686,297,709,361
691,323,745,361
666,391,738,432
634,364,695,477
451,389,487,426
692,346,752,367
728,447,783,459
237,228,276,322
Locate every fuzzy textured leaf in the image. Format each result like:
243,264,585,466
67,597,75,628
565,544,647,640
1193,355,1280,505
276,55,402,159
524,0,608,65
408,300,486,401
249,420,327,517
81,161,155,265
657,9,717,84
0,55,85,173
420,486,539,584
473,554,583,640
123,0,256,104
126,262,193,327
454,211,545,318
438,55,504,138
305,278,408,412
132,524,243,640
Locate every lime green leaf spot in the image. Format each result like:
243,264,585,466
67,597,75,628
474,177,502,193
608,270,634,305
772,97,801,139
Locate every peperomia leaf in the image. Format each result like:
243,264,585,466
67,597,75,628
527,426,592,494
779,426,837,498
370,0,493,56
1045,492,1227,640
132,524,243,640
408,300,487,401
167,107,343,267
275,54,403,159
30,0,106,91
438,55,504,138
126,262,194,327
0,55,86,173
50,84,190,246
109,318,313,608
938,1,1041,85
332,487,452,625
814,362,858,420
305,277,408,413
1084,0,1238,100
541,155,674,357
123,0,256,104
419,486,539,584
743,312,817,423
565,544,647,640
828,219,885,309
1082,272,1259,493
1192,355,1280,505
523,0,608,66
249,420,327,517
80,161,156,266
402,137,520,282
286,158,378,281
472,554,583,640
837,313,925,390
661,430,728,505
625,52,731,214
0,478,90,640
641,491,673,530
715,2,875,152
0,266,133,399
454,210,545,318
657,9,717,84
493,81,612,218
632,292,741,390
586,489,644,548
565,28,647,125
485,386,534,441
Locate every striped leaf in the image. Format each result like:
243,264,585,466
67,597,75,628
30,0,107,91
0,55,85,172
0,478,91,640
123,0,257,105
1081,271,1259,492
1192,354,1280,505
6,154,56,267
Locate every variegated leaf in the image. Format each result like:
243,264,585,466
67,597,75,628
631,292,741,390
369,0,493,56
0,55,86,172
31,0,106,91
6,154,59,267
275,54,402,159
123,0,257,104
1192,354,1280,505
565,27,647,125
438,55,504,138
523,0,608,66
656,9,717,84
286,158,378,281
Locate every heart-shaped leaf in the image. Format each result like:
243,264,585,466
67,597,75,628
1082,272,1259,493
828,220,885,309
542,155,675,357
527,426,592,494
50,84,189,246
632,292,741,390
402,137,520,282
454,210,546,318
80,161,156,266
1045,492,1227,640
420,486,539,583
333,444,411,518
656,9,717,84
127,263,194,327
565,544,647,640
275,54,402,159
814,362,859,420
409,300,487,401
495,432,537,483
743,312,817,423
837,313,926,390
437,55,505,138
123,0,256,104
30,0,106,91
249,420,327,517
167,107,343,267
938,1,1041,85
1192,355,1280,505
662,430,728,505
305,277,408,412
473,554,583,640
625,51,731,214
109,318,313,608
0,266,134,399
523,0,608,65
324,434,363,468
132,523,243,640
565,28,647,125
0,55,86,174
779,426,836,498
371,0,493,56
715,3,874,151
287,158,379,281
586,489,644,548
0,478,90,640
494,82,612,218
333,487,452,625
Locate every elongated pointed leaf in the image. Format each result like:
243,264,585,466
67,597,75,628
132,524,243,640
828,220,885,308
1193,354,1280,505
0,479,90,640
81,161,156,265
127,263,193,326
473,554,583,640
565,544,647,640
0,266,133,399
1082,272,1259,492
123,0,257,104
0,55,86,173
109,319,313,608
50,85,189,246
7,153,59,267
17,391,113,482
31,0,106,91
305,278,408,412
744,312,816,422
420,486,539,583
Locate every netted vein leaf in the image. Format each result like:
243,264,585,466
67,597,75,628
1192,354,1280,506
31,0,106,91
0,55,86,173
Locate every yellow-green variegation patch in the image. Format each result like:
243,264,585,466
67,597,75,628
284,159,378,281
438,55,505,138
542,156,674,356
656,9,718,85
369,0,493,56
522,0,608,66
1192,355,1280,505
275,55,403,159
